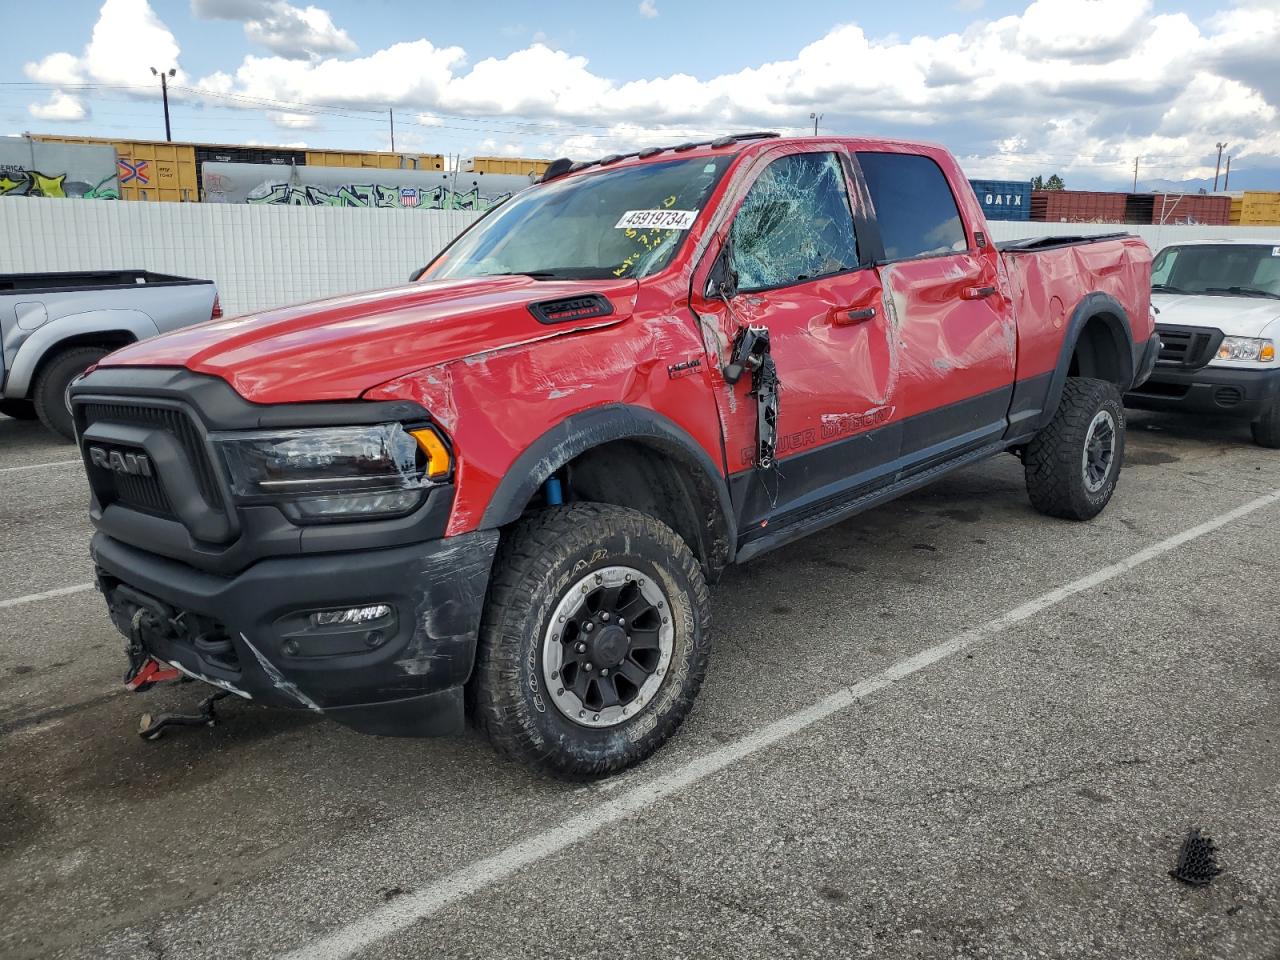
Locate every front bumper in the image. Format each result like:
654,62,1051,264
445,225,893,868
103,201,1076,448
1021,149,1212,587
1132,331,1161,390
93,529,499,736
1124,365,1280,420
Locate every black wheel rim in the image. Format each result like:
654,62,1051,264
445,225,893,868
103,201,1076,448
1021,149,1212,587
1083,410,1116,493
542,566,674,728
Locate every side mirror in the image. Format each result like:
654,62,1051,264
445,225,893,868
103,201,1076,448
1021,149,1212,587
409,265,428,282
704,236,738,301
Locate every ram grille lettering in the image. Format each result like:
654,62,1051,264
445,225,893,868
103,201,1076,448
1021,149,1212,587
88,446,153,478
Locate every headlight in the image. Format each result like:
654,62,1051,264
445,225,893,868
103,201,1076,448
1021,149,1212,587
212,423,452,522
1217,337,1276,362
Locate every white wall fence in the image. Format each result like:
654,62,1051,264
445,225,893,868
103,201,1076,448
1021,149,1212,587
1,200,481,317
4,198,1280,317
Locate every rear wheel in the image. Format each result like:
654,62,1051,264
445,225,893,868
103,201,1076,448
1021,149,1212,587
471,503,710,779
0,399,38,421
32,346,109,441
1251,399,1280,449
1024,377,1125,521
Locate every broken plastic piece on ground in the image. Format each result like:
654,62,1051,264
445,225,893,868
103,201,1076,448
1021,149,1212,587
138,690,231,741
1170,828,1222,886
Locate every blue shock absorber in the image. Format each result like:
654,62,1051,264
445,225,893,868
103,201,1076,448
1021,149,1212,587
544,475,564,506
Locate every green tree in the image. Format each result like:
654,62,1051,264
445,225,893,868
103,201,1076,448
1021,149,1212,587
1031,174,1066,190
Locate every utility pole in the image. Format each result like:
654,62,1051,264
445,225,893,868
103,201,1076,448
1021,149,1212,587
150,67,175,142
1223,155,1231,191
809,112,822,136
1213,142,1227,191
389,107,396,152
1132,157,1139,192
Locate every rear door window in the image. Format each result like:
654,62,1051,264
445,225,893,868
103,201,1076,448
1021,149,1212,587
855,152,967,261
729,152,860,292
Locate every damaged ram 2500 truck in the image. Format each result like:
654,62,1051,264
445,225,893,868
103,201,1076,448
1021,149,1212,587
71,133,1157,777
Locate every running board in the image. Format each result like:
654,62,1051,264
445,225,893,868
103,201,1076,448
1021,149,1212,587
735,440,1008,563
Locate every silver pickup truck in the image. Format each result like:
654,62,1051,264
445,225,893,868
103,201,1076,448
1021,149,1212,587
1,270,220,439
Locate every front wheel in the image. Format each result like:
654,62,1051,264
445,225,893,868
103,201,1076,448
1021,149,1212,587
1024,377,1125,521
471,503,710,779
1251,398,1280,449
33,346,110,440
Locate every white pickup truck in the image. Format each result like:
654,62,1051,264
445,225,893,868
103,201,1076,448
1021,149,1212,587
1125,239,1280,447
1,270,220,439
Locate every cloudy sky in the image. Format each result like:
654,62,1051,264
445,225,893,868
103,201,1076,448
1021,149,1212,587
5,0,1279,188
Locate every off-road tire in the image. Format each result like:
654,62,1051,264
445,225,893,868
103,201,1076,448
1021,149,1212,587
471,503,710,779
33,346,109,441
0,399,38,421
1250,399,1280,449
1024,377,1125,521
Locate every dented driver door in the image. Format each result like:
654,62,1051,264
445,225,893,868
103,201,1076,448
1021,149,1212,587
691,147,900,541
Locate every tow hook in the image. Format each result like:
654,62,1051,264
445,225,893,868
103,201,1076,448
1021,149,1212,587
123,610,180,692
138,691,230,741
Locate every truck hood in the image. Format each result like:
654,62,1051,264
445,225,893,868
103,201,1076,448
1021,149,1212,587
1153,292,1280,338
99,276,638,403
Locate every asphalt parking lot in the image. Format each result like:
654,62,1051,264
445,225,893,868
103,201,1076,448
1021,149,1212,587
2,407,1279,960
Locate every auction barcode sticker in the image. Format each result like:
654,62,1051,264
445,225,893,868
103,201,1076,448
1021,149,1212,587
615,209,698,230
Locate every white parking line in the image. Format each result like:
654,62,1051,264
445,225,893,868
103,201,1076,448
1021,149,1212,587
0,458,81,474
0,583,95,610
284,487,1280,960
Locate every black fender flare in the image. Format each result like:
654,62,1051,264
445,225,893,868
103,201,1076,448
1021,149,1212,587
479,403,737,560
1037,291,1135,431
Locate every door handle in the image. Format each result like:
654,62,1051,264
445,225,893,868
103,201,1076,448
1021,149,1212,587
834,306,877,325
961,285,998,300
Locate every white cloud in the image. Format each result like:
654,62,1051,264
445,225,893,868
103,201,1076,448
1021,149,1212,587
26,0,181,88
192,0,356,60
267,110,319,128
28,91,89,121
638,0,658,18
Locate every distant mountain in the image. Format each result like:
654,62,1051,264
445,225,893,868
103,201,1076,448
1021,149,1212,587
1136,169,1280,193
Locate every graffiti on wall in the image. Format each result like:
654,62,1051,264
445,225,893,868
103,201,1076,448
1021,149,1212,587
245,180,511,211
0,167,119,199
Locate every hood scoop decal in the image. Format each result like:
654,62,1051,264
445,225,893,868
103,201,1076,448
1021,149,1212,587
528,294,614,325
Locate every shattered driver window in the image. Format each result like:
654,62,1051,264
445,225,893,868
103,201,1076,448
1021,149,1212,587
729,153,860,292
856,151,967,262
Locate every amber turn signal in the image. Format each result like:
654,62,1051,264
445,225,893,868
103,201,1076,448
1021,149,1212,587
1262,343,1276,363
411,428,453,480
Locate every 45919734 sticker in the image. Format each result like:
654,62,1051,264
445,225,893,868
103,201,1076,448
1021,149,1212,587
615,209,698,230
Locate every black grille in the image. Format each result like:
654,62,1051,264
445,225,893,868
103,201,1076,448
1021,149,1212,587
1156,324,1222,370
79,401,224,520
1214,387,1244,407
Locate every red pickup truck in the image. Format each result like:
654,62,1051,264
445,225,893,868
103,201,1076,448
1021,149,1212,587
70,133,1157,776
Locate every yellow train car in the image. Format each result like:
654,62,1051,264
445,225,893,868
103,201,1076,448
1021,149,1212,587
306,150,444,170
1229,191,1280,226
30,135,198,202
466,156,550,176
31,134,446,201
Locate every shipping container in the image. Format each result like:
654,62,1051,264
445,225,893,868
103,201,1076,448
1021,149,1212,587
968,179,1031,221
1150,193,1231,226
1030,189,1128,224
307,150,444,170
466,156,550,176
1229,191,1280,226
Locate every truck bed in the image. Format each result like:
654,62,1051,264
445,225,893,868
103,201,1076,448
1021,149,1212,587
0,270,212,294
